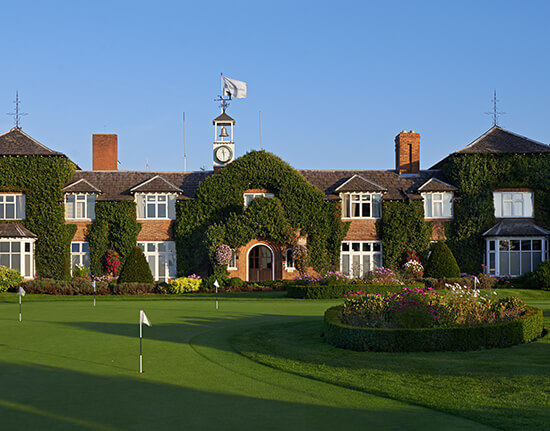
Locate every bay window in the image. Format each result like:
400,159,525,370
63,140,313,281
0,239,34,278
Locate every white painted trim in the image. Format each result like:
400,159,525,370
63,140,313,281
246,243,275,281
335,174,386,192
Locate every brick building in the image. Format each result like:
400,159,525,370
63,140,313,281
0,114,549,281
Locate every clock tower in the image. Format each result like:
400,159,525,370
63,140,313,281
213,111,235,171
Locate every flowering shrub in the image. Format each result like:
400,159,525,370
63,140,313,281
362,267,403,285
0,265,23,293
104,250,121,276
73,264,90,278
340,285,526,329
324,270,350,285
403,249,424,278
292,245,309,275
167,276,202,293
93,274,118,283
215,245,232,266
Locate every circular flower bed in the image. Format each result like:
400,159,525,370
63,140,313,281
323,285,543,352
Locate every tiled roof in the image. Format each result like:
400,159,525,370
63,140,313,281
432,126,550,168
335,175,387,193
299,169,448,201
417,178,458,192
70,171,212,201
483,219,550,237
63,178,102,194
0,223,37,238
213,112,235,125
0,128,68,157
130,175,184,194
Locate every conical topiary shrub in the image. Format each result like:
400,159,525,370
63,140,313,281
424,242,461,278
117,246,154,284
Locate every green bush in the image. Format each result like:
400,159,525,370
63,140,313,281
117,246,154,284
202,274,229,290
529,259,550,290
0,265,23,292
323,305,543,352
167,277,202,293
110,282,156,295
21,278,110,295
424,242,460,278
287,284,408,299
228,277,244,288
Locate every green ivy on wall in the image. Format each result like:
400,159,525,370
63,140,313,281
86,201,141,275
376,200,432,268
442,153,550,273
174,151,349,277
0,156,76,279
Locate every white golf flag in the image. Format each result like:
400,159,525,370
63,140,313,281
213,280,220,288
222,76,247,99
140,310,151,327
18,286,25,297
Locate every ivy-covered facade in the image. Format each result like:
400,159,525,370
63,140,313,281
1,117,549,281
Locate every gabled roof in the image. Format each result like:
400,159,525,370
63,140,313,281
0,223,37,238
130,175,183,194
335,174,387,193
483,219,550,237
212,112,235,125
417,178,458,193
63,178,102,194
0,128,67,157
431,126,550,168
69,171,211,201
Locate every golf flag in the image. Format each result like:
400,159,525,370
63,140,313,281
18,286,25,297
213,280,220,289
18,286,25,321
222,76,247,99
140,310,151,327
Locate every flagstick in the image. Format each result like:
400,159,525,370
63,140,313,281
93,281,96,307
19,293,21,322
216,284,218,310
139,317,143,374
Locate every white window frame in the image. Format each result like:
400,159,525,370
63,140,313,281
135,193,177,220
71,241,90,274
285,248,295,272
0,193,26,220
65,193,96,220
138,241,177,281
493,192,534,218
340,241,382,278
485,237,548,277
422,192,453,219
0,238,35,278
243,192,274,208
228,249,237,270
340,193,382,219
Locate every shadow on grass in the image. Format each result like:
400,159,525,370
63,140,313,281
0,361,471,431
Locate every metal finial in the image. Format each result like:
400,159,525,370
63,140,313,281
485,89,505,126
6,91,28,129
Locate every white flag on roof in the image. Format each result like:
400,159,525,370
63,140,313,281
18,286,25,297
222,76,247,99
140,310,151,327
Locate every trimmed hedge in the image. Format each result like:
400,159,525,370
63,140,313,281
424,242,460,278
287,284,423,299
117,246,154,284
21,279,157,295
323,305,543,352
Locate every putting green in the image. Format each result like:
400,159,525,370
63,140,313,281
1,295,498,430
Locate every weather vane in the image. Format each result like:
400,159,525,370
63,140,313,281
6,91,28,129
485,90,505,126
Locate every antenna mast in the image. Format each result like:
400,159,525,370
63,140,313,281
485,90,505,126
6,91,28,129
183,112,187,171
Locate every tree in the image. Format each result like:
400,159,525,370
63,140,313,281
424,242,461,278
117,246,154,284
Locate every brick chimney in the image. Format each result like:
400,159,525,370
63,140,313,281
395,130,420,174
93,134,118,170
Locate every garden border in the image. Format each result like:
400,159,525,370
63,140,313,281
323,305,543,352
287,284,423,299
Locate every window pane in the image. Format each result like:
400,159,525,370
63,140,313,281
361,202,370,217
0,242,9,253
11,242,20,252
72,255,80,268
76,201,85,218
503,201,512,217
424,194,432,218
373,253,382,268
12,254,20,271
342,194,350,217
373,242,381,252
87,195,96,219
499,252,509,275
0,254,9,267
493,193,501,217
362,255,371,274
510,240,520,251
499,240,509,251
147,256,156,277
147,203,156,218
6,204,14,219
352,242,360,251
82,243,90,253
158,204,167,218
533,240,542,251
521,252,531,274
341,255,350,276
342,242,349,252
158,243,167,252
351,202,360,217
0,204,4,219
362,243,371,252
24,243,30,253
533,252,542,269
158,195,166,202
524,193,534,217
147,243,155,252
352,255,361,278
433,202,443,218
521,240,531,251
510,252,520,276
16,195,25,219
372,194,382,218
72,243,80,253
24,255,31,277
158,255,167,277
489,253,496,274
489,240,495,251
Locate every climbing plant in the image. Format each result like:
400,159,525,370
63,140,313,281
174,150,348,277
442,153,550,273
86,201,141,275
0,155,76,279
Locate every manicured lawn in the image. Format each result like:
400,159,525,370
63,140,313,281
0,290,547,430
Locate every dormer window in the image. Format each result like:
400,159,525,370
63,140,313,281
0,194,25,220
422,192,453,219
493,192,533,218
65,193,96,220
136,193,176,219
244,192,274,208
341,193,382,219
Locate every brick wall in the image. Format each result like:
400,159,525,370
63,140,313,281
137,220,174,241
395,131,420,174
428,219,451,241
343,219,378,241
71,221,92,241
93,134,118,171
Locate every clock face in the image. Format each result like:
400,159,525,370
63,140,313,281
215,145,233,163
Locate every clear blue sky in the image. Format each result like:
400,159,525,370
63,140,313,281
2,1,549,172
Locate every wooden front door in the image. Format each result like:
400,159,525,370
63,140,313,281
248,245,273,281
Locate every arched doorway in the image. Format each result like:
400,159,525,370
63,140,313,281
248,244,274,281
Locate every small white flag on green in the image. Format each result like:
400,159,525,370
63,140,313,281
140,310,151,327
213,280,220,288
18,286,25,297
